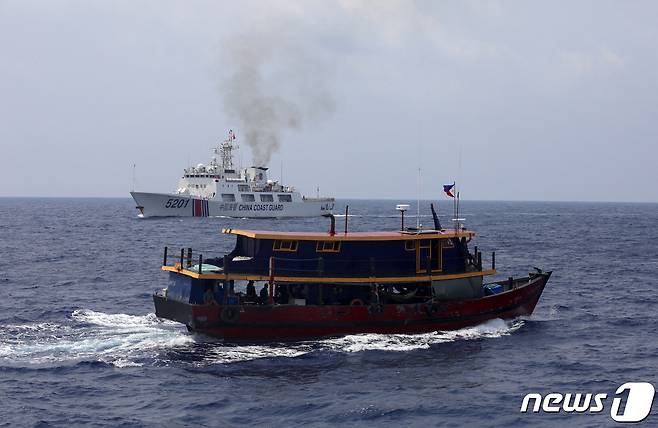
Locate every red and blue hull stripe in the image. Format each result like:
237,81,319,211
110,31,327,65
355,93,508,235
192,199,210,217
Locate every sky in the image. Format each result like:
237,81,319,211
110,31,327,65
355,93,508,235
1,0,657,202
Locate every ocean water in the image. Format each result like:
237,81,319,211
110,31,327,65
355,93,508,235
0,198,656,427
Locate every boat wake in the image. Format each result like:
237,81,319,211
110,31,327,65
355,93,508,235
190,318,525,365
0,313,523,368
0,310,192,368
322,318,524,353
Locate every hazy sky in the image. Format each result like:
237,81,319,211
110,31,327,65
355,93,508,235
1,1,657,202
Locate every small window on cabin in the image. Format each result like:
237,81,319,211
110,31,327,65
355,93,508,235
260,194,274,202
442,239,454,248
316,241,341,253
222,193,236,202
241,194,255,202
273,240,298,252
278,194,292,202
404,240,415,251
238,184,250,192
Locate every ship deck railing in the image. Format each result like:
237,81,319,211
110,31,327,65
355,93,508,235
160,246,497,283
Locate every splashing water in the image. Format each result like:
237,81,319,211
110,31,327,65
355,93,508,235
196,318,524,364
321,318,524,353
0,310,193,367
0,310,524,368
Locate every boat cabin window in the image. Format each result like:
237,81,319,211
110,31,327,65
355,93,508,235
241,194,255,202
278,194,292,202
316,241,341,253
442,239,454,248
238,184,250,192
404,240,415,251
273,240,298,252
222,193,236,202
260,194,274,202
418,239,431,249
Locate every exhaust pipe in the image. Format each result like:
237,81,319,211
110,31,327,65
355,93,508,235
430,203,442,230
323,213,336,236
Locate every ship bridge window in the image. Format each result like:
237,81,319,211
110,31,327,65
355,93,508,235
222,193,236,202
273,240,298,252
278,194,292,202
238,184,250,192
316,241,341,253
260,194,274,202
241,194,255,202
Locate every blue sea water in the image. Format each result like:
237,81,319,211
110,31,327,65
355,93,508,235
0,198,656,427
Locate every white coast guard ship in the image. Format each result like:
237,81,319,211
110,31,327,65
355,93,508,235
130,131,334,218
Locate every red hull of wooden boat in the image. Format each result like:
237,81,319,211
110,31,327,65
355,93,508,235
154,273,550,342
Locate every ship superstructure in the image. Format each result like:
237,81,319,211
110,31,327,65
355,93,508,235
131,131,334,218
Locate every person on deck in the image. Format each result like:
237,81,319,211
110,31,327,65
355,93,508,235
203,286,217,305
259,284,269,305
275,284,289,304
246,281,257,303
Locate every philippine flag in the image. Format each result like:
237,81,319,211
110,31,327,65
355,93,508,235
443,182,455,198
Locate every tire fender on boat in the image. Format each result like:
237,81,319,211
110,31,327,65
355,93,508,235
221,306,240,322
350,298,365,306
425,302,440,317
368,302,384,314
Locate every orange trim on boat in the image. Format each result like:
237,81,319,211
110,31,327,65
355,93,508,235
161,265,496,283
222,228,476,241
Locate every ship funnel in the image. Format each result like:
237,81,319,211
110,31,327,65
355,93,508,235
430,203,442,230
323,213,336,236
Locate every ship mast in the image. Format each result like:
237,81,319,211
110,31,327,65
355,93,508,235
214,130,239,170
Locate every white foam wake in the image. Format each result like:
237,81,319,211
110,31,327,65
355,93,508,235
0,315,524,367
195,318,524,364
0,310,192,367
201,343,313,364
322,318,524,353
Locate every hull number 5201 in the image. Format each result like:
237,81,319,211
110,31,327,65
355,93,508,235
165,199,190,208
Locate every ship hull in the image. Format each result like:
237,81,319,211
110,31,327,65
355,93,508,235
130,191,334,218
154,273,550,342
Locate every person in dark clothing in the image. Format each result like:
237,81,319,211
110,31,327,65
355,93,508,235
275,284,289,304
203,286,217,305
246,281,257,303
259,284,269,305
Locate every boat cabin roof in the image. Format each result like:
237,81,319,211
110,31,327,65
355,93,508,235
222,228,476,241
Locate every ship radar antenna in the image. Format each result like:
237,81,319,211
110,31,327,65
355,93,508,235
396,204,410,231
215,129,239,171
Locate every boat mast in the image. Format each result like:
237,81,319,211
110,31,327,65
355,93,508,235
453,183,457,232
417,167,421,229
215,130,239,171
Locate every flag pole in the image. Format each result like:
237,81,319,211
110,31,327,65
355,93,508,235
457,192,460,231
417,167,421,229
453,182,457,232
